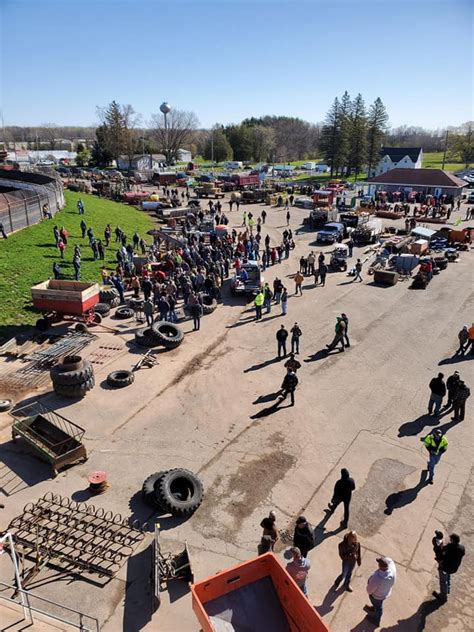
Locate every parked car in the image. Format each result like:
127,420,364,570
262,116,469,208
330,244,349,271
316,222,345,243
466,192,474,203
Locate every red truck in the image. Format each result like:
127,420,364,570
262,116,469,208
232,174,260,188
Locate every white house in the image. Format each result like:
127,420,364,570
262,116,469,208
117,154,165,171
374,147,423,177
177,148,192,163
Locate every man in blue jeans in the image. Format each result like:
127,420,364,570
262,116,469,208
424,429,448,484
428,372,446,415
365,557,396,627
433,533,465,603
276,325,288,359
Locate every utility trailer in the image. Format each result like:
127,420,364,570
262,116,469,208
192,553,330,632
10,403,87,476
31,280,100,331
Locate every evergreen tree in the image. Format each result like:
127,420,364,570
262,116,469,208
204,127,233,162
366,98,389,176
348,93,368,178
320,98,341,176
338,91,352,175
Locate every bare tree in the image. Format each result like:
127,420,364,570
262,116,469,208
41,123,58,150
150,109,199,164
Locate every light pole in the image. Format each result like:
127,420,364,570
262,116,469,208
160,102,171,165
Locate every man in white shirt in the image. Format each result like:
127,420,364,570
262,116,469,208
365,556,396,627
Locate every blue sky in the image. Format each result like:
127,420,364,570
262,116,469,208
1,0,472,129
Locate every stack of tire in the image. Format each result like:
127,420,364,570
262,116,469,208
135,321,184,350
50,355,95,399
99,286,121,308
184,296,217,318
142,469,203,517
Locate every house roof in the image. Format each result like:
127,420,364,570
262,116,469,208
368,169,468,188
380,147,422,162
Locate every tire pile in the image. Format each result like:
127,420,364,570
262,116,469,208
142,469,203,517
99,286,120,308
135,321,184,350
50,355,95,398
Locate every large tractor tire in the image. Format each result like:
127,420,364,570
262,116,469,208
50,359,93,386
53,376,95,398
151,322,184,350
201,296,217,315
154,469,203,517
99,287,120,304
142,471,169,509
94,302,111,316
106,370,134,388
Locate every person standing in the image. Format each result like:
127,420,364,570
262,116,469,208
307,251,315,275
333,531,361,592
353,258,363,282
259,510,279,551
456,325,469,355
290,322,302,354
326,316,346,352
281,287,288,315
294,271,304,295
428,372,446,415
191,300,203,331
77,198,84,214
286,547,311,597
347,236,354,257
279,368,298,406
452,380,470,421
80,219,87,239
261,209,266,224
273,277,283,304
319,261,328,287
263,283,273,313
142,277,152,302
58,239,65,259
424,429,448,484
328,468,356,528
292,516,314,558
445,371,460,409
52,262,61,280
143,298,154,327
73,255,81,281
341,313,350,347
276,325,288,359
432,533,465,603
286,210,291,226
254,290,264,321
365,557,397,627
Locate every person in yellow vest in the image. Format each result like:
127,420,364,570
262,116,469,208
424,429,448,484
254,291,264,321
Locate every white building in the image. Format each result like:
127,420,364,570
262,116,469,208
117,154,165,171
177,148,192,163
374,147,423,177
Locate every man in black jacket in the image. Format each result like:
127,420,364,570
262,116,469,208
428,372,446,416
276,325,289,359
278,368,298,406
433,533,465,602
328,468,356,528
445,371,460,410
293,516,314,558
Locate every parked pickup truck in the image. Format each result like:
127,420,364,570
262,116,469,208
305,208,338,229
316,221,345,243
352,218,383,244
230,260,263,295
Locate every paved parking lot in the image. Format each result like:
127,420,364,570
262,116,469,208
0,196,472,632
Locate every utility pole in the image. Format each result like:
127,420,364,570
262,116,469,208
211,129,214,167
441,130,449,170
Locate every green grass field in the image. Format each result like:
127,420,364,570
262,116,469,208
0,191,153,333
422,151,472,173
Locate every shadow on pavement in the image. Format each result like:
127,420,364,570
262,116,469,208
439,353,473,366
252,391,281,404
313,510,345,547
380,597,444,631
304,349,329,362
398,414,440,437
122,545,154,632
244,357,281,372
316,584,345,617
384,470,428,515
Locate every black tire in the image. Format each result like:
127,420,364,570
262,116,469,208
36,318,49,331
99,287,119,303
58,355,84,371
115,306,135,319
93,312,103,324
110,296,120,308
155,469,203,517
135,327,161,348
201,296,217,314
51,360,93,386
142,471,169,509
0,399,13,413
94,302,111,316
107,370,134,388
53,376,95,398
151,322,184,349
75,323,89,334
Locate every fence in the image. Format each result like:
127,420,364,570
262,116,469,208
0,580,100,631
0,171,65,235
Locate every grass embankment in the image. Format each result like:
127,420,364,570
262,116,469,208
422,151,473,173
0,191,153,331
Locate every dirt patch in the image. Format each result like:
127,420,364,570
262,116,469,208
169,332,228,386
193,432,296,541
350,458,416,537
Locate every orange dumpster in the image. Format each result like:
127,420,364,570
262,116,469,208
191,552,330,632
